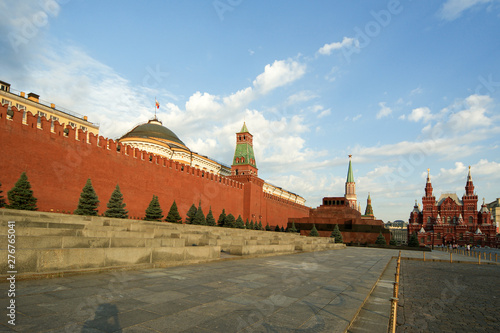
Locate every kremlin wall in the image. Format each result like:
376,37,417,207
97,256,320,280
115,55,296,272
0,80,392,244
0,102,309,228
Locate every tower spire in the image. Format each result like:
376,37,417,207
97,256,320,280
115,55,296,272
465,165,474,196
425,168,433,197
347,155,354,183
231,122,258,176
364,193,374,216
345,155,357,209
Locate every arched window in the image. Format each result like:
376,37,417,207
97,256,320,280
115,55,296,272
468,216,473,224
241,157,245,163
447,217,451,224
427,217,431,224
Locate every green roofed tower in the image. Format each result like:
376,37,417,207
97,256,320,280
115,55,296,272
231,122,258,176
345,155,357,210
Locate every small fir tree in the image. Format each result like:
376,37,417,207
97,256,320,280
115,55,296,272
408,233,419,247
309,224,319,237
0,181,6,208
165,200,182,223
217,209,226,227
258,221,263,230
280,226,285,232
144,195,163,221
245,219,250,229
224,213,236,228
206,207,216,226
104,184,128,219
74,178,98,215
235,215,245,229
375,232,387,245
192,203,206,225
265,223,271,231
185,204,197,224
389,238,397,246
249,220,254,230
330,224,343,244
274,225,280,232
288,222,297,233
7,172,37,211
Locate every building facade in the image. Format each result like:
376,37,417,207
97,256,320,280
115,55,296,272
486,198,500,233
0,79,98,136
408,168,497,247
289,157,390,244
385,220,408,245
119,118,232,176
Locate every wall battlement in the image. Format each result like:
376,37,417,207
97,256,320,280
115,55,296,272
0,104,243,190
0,103,309,227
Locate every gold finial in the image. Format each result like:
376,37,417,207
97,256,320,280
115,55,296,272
348,154,352,159
427,168,430,173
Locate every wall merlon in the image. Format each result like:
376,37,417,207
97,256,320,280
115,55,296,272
0,102,306,226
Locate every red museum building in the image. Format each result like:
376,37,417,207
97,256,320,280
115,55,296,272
408,168,497,247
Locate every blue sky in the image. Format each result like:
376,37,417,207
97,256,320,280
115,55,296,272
1,0,500,222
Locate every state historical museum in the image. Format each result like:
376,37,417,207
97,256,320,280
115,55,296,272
408,168,496,247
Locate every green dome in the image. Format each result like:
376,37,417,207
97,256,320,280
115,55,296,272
120,119,186,147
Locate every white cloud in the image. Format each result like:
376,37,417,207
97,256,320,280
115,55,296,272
410,87,423,95
408,107,434,123
185,92,222,114
309,105,325,113
439,0,493,21
325,66,339,82
447,94,492,130
253,59,306,94
376,102,392,119
435,159,500,194
286,90,318,105
318,37,357,55
345,114,362,122
317,108,331,119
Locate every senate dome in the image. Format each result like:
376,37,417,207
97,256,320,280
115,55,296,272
118,118,232,176
119,118,188,150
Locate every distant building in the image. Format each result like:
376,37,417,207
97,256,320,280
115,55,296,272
0,79,98,136
486,198,500,233
385,220,408,245
408,168,497,247
289,156,390,244
119,117,232,176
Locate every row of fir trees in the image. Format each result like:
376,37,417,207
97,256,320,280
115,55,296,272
0,174,302,233
1,174,385,242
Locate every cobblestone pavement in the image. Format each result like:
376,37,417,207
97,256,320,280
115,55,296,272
0,248,398,333
397,260,500,333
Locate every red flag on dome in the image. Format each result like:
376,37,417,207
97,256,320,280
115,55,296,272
155,98,160,109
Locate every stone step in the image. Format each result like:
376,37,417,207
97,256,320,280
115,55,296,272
0,245,221,274
0,235,186,250
228,244,296,256
80,229,155,239
295,243,345,252
5,227,81,237
0,220,85,229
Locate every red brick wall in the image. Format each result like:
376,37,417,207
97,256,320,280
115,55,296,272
0,105,309,224
291,205,390,244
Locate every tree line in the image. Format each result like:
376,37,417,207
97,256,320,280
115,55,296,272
0,173,302,233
